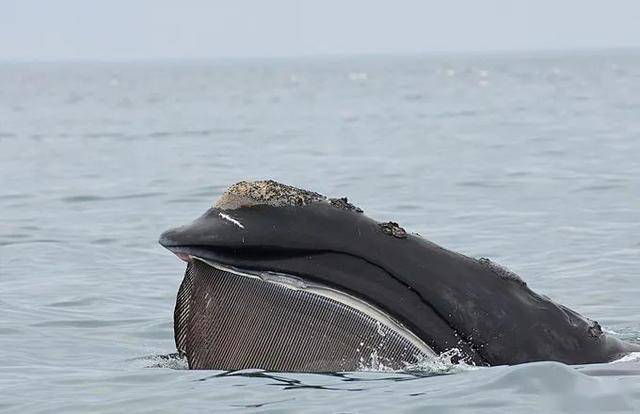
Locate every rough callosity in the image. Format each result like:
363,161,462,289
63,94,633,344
214,180,326,210
379,222,407,239
329,197,364,213
587,320,603,338
216,180,417,240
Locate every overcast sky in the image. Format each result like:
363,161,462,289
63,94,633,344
2,0,640,61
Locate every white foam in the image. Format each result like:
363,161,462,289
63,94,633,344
612,352,640,363
142,354,189,370
357,348,479,375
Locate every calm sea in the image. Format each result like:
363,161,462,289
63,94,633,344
1,51,640,412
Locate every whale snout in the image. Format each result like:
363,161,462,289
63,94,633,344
159,227,196,262
158,227,181,249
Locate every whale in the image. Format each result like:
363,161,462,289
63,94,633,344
159,180,640,371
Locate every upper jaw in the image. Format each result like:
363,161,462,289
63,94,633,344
158,228,190,262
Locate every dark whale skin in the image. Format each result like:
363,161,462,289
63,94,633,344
160,202,640,366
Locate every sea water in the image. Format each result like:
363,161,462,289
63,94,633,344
1,51,640,412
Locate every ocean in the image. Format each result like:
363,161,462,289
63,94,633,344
1,51,640,412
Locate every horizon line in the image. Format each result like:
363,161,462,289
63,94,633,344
2,46,640,64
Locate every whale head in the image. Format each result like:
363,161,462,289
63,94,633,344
160,180,639,371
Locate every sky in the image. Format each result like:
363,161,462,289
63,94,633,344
2,0,640,61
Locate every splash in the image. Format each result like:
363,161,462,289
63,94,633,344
613,352,640,363
357,348,478,375
357,349,394,372
403,348,479,374
142,353,189,369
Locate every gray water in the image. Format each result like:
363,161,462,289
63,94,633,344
1,51,640,413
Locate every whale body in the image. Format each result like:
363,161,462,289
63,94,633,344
159,180,639,371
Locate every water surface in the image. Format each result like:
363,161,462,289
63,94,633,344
1,51,640,412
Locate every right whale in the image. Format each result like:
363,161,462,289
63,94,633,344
159,180,640,371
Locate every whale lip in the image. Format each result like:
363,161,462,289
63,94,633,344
191,255,436,359
173,255,436,371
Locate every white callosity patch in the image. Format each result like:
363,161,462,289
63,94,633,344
219,212,245,229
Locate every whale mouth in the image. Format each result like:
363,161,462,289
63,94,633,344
173,257,435,372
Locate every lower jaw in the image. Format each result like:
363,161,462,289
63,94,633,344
173,256,435,372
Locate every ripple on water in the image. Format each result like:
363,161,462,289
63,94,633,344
2,55,640,413
61,195,104,203
46,296,107,308
31,318,153,328
60,192,166,203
